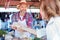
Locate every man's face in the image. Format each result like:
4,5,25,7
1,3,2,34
19,4,28,12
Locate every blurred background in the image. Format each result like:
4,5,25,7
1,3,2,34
0,0,47,40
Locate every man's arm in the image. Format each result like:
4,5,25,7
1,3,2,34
11,22,37,35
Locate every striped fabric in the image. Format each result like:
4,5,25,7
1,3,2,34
11,12,33,28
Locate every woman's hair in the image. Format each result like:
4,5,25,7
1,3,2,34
40,0,60,19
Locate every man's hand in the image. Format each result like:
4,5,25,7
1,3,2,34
10,25,17,30
10,22,24,32
10,22,19,29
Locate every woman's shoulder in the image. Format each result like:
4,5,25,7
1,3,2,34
47,17,54,25
47,16,60,25
54,16,60,25
54,16,60,22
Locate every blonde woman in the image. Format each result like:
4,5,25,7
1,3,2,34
40,0,60,40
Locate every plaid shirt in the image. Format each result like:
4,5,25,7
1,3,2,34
11,12,33,28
